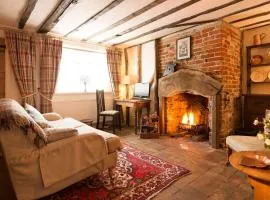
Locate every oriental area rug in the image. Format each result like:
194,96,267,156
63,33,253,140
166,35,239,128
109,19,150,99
44,144,190,200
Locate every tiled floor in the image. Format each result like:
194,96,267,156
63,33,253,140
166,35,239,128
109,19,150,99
0,127,253,200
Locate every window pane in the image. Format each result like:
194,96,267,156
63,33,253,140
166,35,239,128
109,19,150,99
56,48,111,93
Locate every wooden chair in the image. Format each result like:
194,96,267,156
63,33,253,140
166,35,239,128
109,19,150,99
96,90,121,134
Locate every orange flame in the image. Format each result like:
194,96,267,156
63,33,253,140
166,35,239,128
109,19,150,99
182,112,195,125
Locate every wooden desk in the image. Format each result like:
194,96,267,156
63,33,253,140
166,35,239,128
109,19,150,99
114,98,151,134
229,151,270,200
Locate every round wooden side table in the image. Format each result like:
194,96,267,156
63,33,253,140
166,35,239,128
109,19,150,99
229,151,270,200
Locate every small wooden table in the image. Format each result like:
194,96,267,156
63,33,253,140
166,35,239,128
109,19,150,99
229,151,270,200
114,98,151,134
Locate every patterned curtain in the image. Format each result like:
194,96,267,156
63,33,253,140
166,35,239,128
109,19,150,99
106,48,122,97
4,30,36,105
39,36,62,113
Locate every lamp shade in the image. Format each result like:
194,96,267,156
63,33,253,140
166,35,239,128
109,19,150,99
122,75,131,85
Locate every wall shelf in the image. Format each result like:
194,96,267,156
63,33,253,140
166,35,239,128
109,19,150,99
247,43,270,94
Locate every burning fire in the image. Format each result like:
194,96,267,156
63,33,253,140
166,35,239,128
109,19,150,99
182,112,195,125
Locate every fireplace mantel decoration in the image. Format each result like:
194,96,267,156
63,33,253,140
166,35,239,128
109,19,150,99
158,68,222,148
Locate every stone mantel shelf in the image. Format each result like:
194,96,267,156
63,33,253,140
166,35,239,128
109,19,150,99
158,68,223,98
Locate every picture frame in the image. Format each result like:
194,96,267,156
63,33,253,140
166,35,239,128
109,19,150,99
176,36,191,60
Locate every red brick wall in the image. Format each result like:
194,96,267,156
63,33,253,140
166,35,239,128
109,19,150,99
157,21,241,147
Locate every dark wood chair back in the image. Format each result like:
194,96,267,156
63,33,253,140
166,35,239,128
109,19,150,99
96,89,105,114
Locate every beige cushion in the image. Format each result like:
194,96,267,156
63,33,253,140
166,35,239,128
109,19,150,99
100,110,119,115
24,104,51,128
48,118,122,153
43,112,63,121
44,128,78,143
226,135,265,152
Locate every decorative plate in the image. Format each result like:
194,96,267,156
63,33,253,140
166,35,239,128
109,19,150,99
250,71,267,82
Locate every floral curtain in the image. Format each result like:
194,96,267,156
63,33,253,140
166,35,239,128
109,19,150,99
4,30,36,105
106,48,122,97
39,36,62,113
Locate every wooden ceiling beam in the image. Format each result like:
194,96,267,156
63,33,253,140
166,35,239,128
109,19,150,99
18,0,38,29
168,19,217,28
239,18,270,28
230,10,270,24
172,1,270,28
115,1,270,47
99,0,201,43
38,0,78,33
124,25,198,49
83,0,168,41
65,0,124,36
222,0,270,19
113,0,244,45
242,22,270,31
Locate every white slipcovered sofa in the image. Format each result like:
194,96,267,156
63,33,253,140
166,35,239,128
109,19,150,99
0,99,122,200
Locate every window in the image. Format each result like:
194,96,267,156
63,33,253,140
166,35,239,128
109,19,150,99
56,47,111,93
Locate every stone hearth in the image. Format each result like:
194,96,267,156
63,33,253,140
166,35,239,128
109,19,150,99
159,68,222,148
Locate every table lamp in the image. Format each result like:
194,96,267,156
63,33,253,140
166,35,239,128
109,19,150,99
122,75,131,99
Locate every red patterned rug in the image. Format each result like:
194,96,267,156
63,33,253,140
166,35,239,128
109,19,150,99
44,144,190,200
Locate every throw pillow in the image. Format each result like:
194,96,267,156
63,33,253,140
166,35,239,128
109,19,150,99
24,104,51,128
44,128,78,143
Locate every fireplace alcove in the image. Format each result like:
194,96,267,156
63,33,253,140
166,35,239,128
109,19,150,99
158,68,222,148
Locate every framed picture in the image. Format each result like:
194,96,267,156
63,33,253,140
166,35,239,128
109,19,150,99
176,37,191,60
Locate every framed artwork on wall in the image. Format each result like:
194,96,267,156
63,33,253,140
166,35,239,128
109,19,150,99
176,36,191,60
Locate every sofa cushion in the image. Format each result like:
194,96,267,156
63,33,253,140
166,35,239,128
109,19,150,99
43,112,63,121
24,104,51,128
226,135,265,152
44,128,78,143
0,99,47,147
48,118,122,153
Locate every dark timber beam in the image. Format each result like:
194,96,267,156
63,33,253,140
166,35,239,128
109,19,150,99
99,0,201,43
222,0,270,19
230,10,270,24
243,22,270,31
83,0,168,41
18,0,38,29
38,0,78,33
169,19,217,27
239,19,270,28
114,0,243,45
124,25,198,49
65,0,124,36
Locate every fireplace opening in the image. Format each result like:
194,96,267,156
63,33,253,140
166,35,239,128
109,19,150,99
166,93,209,141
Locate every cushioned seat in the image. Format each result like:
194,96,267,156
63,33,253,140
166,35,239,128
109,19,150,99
225,135,265,166
100,110,119,115
226,135,265,152
48,118,122,153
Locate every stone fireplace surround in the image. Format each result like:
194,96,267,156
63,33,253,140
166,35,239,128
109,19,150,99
159,68,222,148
